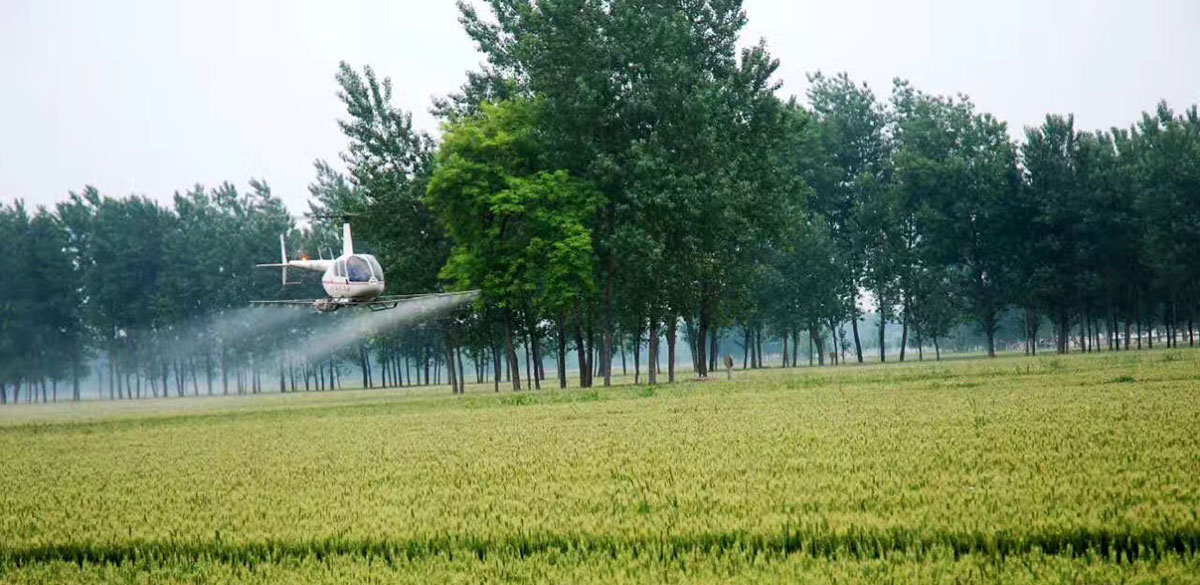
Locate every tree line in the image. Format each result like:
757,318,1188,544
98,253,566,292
417,0,1200,389
3,0,1199,402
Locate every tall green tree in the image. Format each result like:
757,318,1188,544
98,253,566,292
893,83,1020,357
806,72,891,362
1023,115,1086,352
427,99,602,391
1133,104,1200,346
457,0,790,380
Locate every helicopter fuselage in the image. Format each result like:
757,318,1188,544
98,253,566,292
286,254,386,310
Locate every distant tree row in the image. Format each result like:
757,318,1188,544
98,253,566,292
4,0,1200,403
0,181,461,403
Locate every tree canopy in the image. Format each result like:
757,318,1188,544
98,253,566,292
5,2,1200,404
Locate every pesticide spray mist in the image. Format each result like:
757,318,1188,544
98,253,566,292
76,292,478,400
291,292,478,364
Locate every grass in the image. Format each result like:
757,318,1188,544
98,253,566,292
1,349,1198,583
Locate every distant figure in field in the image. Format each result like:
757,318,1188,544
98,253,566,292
723,355,734,380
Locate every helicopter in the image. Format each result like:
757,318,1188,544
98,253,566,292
251,215,475,312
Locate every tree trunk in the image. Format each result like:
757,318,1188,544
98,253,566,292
754,328,763,369
742,328,751,369
1057,309,1069,354
505,315,522,391
705,326,715,371
360,344,369,389
851,316,864,363
685,317,699,374
1025,306,1039,356
633,336,640,384
1171,302,1180,347
899,316,908,362
782,333,788,369
444,335,458,394
457,344,466,394
648,317,659,385
602,253,615,387
984,312,997,358
533,330,545,383
1107,308,1115,351
524,332,532,389
810,325,825,366
530,329,541,390
492,344,501,392
588,325,598,382
574,314,589,388
424,344,432,385
829,320,839,365
934,336,941,360
878,312,886,363
557,319,568,389
205,353,213,395
696,303,711,378
667,316,677,383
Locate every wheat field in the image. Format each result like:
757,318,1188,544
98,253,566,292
2,350,1198,583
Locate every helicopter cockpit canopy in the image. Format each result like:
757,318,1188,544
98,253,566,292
346,254,384,283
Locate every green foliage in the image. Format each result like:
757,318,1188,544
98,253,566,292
890,81,1021,355
6,0,1200,407
0,202,88,401
428,100,602,315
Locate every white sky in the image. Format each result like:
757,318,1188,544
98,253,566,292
2,0,1197,215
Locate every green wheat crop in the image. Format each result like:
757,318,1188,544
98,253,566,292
1,350,1198,583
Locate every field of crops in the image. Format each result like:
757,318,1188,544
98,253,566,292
2,350,1199,583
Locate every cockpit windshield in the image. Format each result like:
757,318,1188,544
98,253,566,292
361,254,384,280
346,256,373,283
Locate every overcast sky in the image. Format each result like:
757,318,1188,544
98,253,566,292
2,0,1197,215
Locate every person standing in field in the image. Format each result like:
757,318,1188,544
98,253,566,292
724,355,734,380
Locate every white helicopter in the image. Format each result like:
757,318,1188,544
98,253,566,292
252,216,473,312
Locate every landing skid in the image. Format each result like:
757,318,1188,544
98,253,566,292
250,290,479,313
